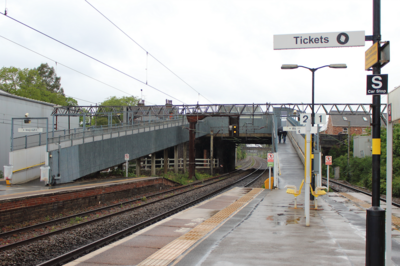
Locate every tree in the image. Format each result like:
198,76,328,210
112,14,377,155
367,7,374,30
94,96,139,126
0,65,77,106
36,63,64,94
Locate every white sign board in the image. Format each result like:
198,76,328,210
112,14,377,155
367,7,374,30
18,128,43,133
274,31,365,50
296,127,318,134
300,113,326,125
283,126,297,131
389,86,400,122
125,154,129,161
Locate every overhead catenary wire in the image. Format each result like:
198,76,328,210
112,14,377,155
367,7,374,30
0,12,185,104
0,35,156,105
85,0,214,104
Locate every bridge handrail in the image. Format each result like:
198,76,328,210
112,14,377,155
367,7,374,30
11,118,188,151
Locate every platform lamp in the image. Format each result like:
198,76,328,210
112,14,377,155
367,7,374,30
281,63,347,199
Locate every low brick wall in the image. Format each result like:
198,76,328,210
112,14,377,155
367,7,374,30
0,177,177,226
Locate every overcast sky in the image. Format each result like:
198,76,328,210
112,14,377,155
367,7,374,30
1,0,399,107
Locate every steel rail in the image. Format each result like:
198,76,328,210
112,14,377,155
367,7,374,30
0,165,255,251
0,160,253,241
323,178,400,208
36,166,264,266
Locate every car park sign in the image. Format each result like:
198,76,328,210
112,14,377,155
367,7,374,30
274,31,365,50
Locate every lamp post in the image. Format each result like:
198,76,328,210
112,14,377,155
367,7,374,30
281,64,347,199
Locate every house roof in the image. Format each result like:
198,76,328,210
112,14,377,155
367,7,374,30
329,111,386,127
0,89,56,107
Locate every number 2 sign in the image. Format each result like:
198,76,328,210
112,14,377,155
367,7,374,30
300,113,326,125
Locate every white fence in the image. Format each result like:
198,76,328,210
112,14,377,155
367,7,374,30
136,158,219,169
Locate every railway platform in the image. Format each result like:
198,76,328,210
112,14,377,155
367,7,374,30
65,142,400,266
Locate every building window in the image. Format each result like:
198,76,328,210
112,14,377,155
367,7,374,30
362,128,366,133
343,127,348,134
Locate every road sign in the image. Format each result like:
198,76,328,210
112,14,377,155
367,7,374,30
300,113,326,125
365,42,379,70
273,31,365,50
366,74,388,95
325,156,332,165
125,154,129,160
18,128,43,133
267,153,274,162
283,126,296,131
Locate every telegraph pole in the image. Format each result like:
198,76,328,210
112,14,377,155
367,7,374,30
366,0,385,265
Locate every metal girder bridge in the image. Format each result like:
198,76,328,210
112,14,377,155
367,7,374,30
52,103,387,117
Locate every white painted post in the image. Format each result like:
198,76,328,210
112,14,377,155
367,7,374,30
269,166,271,189
319,152,322,187
273,153,278,188
305,119,311,227
386,102,393,266
125,154,129,178
327,165,330,192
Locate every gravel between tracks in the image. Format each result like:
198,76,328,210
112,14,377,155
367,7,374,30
0,171,251,266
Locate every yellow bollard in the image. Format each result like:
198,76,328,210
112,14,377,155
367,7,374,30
6,180,11,186
264,177,274,189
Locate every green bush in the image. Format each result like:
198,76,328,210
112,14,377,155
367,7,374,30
324,124,400,197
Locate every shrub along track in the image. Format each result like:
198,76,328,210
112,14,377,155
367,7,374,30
0,158,266,266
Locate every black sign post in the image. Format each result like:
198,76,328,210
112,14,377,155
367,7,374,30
366,1,386,265
366,74,388,95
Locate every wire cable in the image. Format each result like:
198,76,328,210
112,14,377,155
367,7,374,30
0,12,185,104
85,0,214,104
0,35,155,106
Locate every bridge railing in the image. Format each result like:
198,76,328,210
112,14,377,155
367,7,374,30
287,117,305,163
12,118,188,152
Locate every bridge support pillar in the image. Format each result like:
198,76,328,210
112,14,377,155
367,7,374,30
174,146,179,173
187,115,205,179
151,153,156,176
183,142,187,174
136,158,141,177
164,149,169,175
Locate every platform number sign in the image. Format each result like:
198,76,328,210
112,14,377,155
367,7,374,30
300,113,326,125
267,153,274,162
325,156,332,166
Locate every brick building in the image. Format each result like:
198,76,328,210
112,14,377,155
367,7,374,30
325,111,386,135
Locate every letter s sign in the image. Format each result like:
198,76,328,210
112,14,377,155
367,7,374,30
371,76,382,89
366,74,388,95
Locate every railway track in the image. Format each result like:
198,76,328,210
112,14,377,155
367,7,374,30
0,157,267,266
323,177,400,208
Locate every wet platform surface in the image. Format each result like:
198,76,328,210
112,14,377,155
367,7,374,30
65,141,400,265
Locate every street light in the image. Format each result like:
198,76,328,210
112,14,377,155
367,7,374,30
281,63,347,199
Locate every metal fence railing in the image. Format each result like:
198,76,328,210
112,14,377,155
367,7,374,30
287,117,305,158
12,117,188,152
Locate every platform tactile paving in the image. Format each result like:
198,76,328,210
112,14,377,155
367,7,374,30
137,188,263,266
341,192,400,229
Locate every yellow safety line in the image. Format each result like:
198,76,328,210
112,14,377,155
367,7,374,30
12,162,45,173
138,188,264,266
